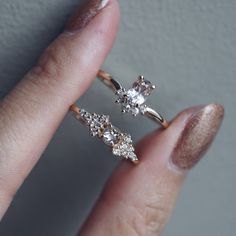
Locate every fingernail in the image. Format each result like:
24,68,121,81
65,0,110,33
171,104,224,170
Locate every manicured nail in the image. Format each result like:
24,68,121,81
65,0,110,32
171,104,224,170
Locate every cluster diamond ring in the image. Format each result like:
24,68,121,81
70,104,139,164
97,70,169,128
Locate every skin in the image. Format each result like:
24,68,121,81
0,0,224,235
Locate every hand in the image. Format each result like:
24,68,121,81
0,0,224,235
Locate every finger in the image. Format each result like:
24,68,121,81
0,0,120,219
79,104,224,236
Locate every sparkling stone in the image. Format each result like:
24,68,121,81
80,110,93,125
132,76,154,97
123,134,132,143
98,114,109,124
115,76,155,116
112,134,138,162
139,105,147,115
80,109,85,115
102,126,120,146
79,110,111,137
130,107,139,116
112,143,127,156
89,124,100,136
75,109,138,162
128,152,138,162
127,88,145,105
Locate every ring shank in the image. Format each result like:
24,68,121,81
70,104,81,115
144,107,169,128
97,70,122,92
97,70,169,128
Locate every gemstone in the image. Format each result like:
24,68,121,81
128,152,138,162
139,105,147,115
132,76,154,97
115,76,155,116
99,114,109,123
127,88,145,105
112,134,138,161
102,126,120,146
79,111,110,137
90,124,100,136
80,109,93,125
75,109,138,162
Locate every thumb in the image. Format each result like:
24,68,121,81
79,104,224,236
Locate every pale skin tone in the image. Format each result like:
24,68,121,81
0,1,224,235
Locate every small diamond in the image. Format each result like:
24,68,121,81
132,76,154,97
90,124,100,136
128,152,138,162
79,110,110,137
112,134,138,162
99,114,109,124
123,134,132,143
80,110,93,125
139,105,147,115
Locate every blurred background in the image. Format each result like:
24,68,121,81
0,0,235,235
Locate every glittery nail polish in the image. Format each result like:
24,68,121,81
171,104,224,170
65,0,110,32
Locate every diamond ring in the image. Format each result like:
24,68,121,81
70,104,139,164
97,70,169,128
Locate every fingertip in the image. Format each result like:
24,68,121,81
65,0,120,34
170,104,224,170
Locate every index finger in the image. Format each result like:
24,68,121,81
0,0,120,219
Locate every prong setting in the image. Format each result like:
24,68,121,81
77,109,138,162
115,76,155,116
96,70,168,128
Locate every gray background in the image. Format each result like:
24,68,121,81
0,0,235,235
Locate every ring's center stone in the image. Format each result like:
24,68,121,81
126,88,145,105
116,76,155,116
102,126,120,146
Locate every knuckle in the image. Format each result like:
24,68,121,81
29,49,61,84
101,185,171,236
114,198,169,236
143,200,168,235
27,37,68,85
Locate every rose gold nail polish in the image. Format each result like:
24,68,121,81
65,0,110,32
172,104,224,170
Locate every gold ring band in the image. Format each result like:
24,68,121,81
70,104,139,164
97,70,169,128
